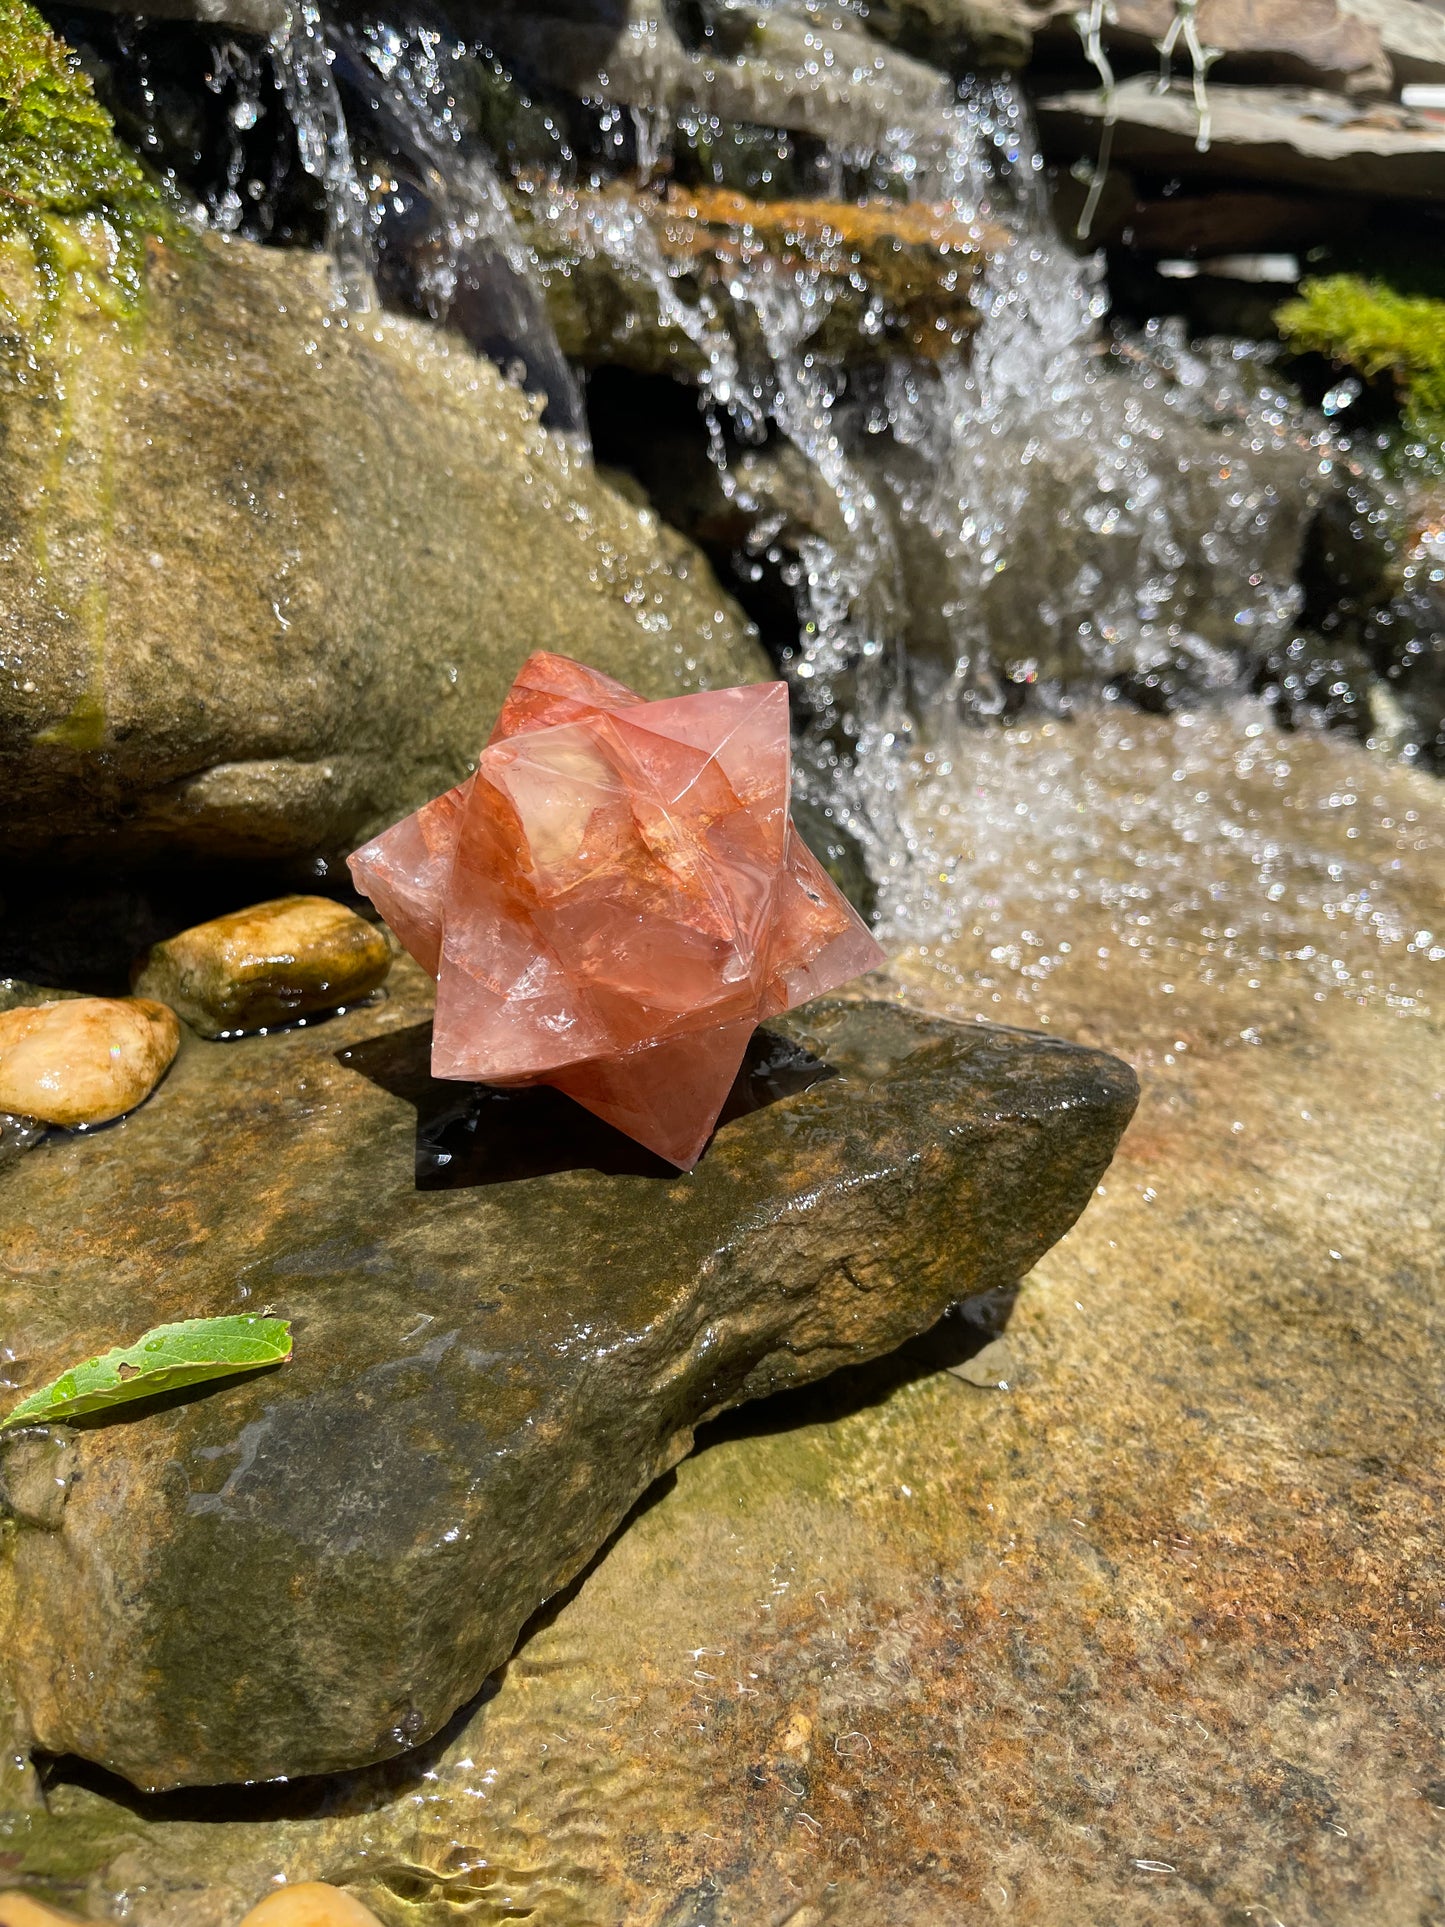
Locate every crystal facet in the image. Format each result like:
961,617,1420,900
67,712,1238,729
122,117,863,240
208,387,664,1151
349,652,884,1167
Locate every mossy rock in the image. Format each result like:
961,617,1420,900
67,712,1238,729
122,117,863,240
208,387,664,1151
1277,275,1445,459
0,229,768,862
0,0,177,339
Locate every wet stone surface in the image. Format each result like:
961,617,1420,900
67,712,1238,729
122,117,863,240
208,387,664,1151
1036,76,1445,201
0,965,1134,1793
0,715,1438,1926
0,232,766,867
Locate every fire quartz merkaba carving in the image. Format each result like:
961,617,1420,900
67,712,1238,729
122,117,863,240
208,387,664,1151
348,652,884,1168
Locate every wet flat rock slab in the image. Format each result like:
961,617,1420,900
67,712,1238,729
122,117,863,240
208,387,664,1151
0,964,1135,1792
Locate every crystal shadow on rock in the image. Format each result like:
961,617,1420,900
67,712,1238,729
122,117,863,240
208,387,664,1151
337,1020,838,1187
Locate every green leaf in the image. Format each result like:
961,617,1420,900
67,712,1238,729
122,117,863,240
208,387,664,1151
0,1315,292,1430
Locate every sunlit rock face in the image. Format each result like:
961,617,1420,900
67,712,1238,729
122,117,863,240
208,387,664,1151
0,963,1134,1790
0,233,767,866
351,653,883,1167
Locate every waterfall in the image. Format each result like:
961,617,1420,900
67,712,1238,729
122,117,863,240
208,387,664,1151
268,0,372,301
87,0,1406,846
257,0,588,432
325,13,589,436
542,69,1333,874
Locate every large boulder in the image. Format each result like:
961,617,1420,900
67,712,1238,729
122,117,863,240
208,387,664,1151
0,229,767,865
0,962,1137,1789
0,0,771,878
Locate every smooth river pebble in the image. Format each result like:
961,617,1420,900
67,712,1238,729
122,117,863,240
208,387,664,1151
238,1884,386,1927
133,896,391,1037
0,997,180,1127
0,1886,386,1927
0,1899,86,1927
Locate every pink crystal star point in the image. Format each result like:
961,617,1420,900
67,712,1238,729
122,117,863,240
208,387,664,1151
349,652,884,1168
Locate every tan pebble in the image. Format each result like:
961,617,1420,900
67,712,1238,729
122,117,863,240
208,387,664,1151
133,896,391,1038
238,1884,386,1927
777,1711,814,1756
0,1898,89,1927
0,998,180,1128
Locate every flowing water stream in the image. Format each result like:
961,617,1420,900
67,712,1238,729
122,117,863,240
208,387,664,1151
32,0,1441,1021
134,0,1427,1028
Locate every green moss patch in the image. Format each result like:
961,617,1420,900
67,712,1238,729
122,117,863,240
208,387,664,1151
1277,274,1445,457
0,0,177,333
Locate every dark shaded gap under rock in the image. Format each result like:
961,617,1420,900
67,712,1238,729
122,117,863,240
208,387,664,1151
0,860,371,994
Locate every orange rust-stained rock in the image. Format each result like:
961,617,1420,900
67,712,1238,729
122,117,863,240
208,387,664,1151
510,172,1004,369
660,183,1004,258
659,185,1006,358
